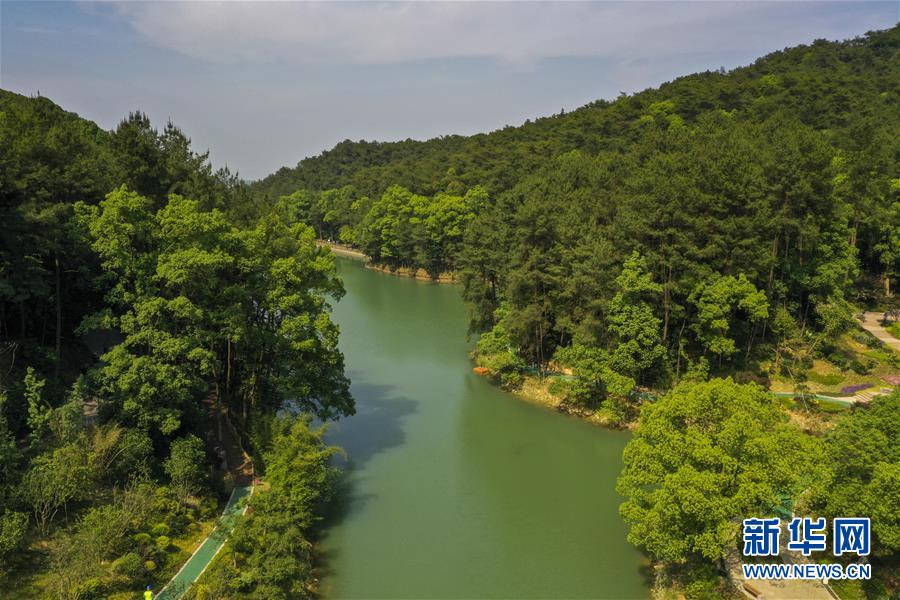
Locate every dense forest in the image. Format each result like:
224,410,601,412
254,26,899,402
0,90,351,598
253,25,900,598
1,22,898,600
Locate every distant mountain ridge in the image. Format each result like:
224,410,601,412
250,25,900,201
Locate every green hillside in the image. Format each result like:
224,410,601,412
252,26,899,201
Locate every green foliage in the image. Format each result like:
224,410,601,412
607,252,666,382
48,481,183,599
77,185,352,439
355,184,480,276
691,274,768,362
24,367,51,447
820,391,900,553
18,441,91,536
0,90,352,597
475,311,525,389
164,435,207,501
112,551,144,581
202,415,338,598
256,28,900,404
0,509,28,569
617,378,823,563
554,344,634,422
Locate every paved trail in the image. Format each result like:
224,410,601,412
157,485,253,600
860,312,900,352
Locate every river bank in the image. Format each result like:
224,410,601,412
509,374,633,428
317,240,456,283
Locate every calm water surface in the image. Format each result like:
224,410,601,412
319,257,649,599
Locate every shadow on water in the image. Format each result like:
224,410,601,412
328,376,418,469
318,376,417,522
315,377,418,582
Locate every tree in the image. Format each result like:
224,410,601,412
0,509,28,571
690,274,768,366
607,252,666,382
164,435,206,501
211,415,338,598
554,344,635,423
617,378,822,563
25,367,51,447
474,308,526,390
821,391,900,553
0,393,22,506
19,443,90,536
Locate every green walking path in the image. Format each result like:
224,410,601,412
156,485,253,600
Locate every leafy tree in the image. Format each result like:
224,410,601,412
554,344,634,423
24,367,51,447
690,274,768,366
607,252,666,382
19,442,91,536
820,391,899,553
474,309,525,389
164,435,207,501
0,509,28,571
209,415,338,598
617,378,822,563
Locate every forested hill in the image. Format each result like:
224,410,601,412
1,88,352,596
249,24,899,418
251,25,900,200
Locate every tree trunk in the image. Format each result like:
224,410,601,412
662,260,672,342
215,382,223,444
674,320,686,380
745,322,757,364
767,234,778,294
55,254,62,379
226,339,232,402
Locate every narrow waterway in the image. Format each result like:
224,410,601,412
319,257,649,599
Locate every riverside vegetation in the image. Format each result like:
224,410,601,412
0,93,352,598
253,26,900,599
0,24,898,600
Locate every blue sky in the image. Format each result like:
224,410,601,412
2,1,897,180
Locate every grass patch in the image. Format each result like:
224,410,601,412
807,371,844,386
830,578,866,600
886,321,900,339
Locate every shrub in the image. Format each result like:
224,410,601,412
827,352,850,370
0,510,28,567
72,578,105,600
155,535,171,552
112,552,145,581
849,360,871,375
150,523,170,537
734,371,771,388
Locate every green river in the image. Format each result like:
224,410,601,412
319,257,649,599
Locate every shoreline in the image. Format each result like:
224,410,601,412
473,366,637,430
317,240,456,284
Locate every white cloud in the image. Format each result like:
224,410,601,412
105,1,860,66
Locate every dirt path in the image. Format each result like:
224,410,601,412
316,240,368,261
204,391,254,486
860,312,900,352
